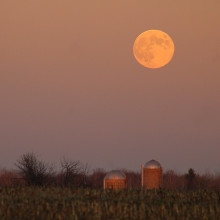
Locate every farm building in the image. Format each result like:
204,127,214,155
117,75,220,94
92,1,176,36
104,170,127,190
142,160,162,189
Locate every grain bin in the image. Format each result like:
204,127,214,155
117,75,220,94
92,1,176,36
142,160,162,189
104,170,127,190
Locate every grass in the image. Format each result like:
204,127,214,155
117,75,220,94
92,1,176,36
0,186,220,220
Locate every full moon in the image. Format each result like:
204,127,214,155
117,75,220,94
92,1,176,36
133,30,175,69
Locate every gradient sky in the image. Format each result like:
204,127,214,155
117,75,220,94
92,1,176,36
0,0,220,173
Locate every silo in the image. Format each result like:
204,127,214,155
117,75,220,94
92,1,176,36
142,160,162,189
104,170,127,190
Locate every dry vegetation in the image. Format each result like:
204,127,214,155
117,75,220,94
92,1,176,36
1,152,220,190
0,187,220,220
1,153,220,219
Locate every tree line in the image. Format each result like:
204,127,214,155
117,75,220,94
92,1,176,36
0,152,220,190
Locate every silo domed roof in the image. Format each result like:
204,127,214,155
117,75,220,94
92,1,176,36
104,170,126,180
144,160,161,169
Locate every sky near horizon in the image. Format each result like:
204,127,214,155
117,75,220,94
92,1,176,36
0,0,220,174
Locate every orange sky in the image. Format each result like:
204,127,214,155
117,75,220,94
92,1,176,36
0,0,220,173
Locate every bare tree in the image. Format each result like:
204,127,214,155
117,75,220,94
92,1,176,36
185,168,196,190
89,168,106,188
123,169,141,188
163,170,186,190
0,169,24,186
15,152,54,186
60,158,88,186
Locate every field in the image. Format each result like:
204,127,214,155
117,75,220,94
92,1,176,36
0,187,220,220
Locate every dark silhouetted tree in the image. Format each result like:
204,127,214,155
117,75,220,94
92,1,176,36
16,152,54,186
185,168,196,190
60,158,88,186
